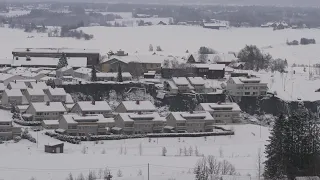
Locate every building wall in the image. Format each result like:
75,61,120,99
25,93,45,103
56,69,74,78
1,93,23,105
0,121,13,140
49,94,66,102
26,105,65,121
100,60,129,72
186,120,205,132
226,80,268,97
114,103,127,113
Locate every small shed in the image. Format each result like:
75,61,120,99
45,143,64,153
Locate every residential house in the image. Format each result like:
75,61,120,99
56,66,74,78
172,77,194,93
42,120,59,129
187,77,213,93
59,114,115,136
29,81,49,90
0,119,21,140
1,89,23,105
0,73,24,86
25,102,67,121
0,67,13,73
187,53,237,66
44,88,67,102
100,52,165,73
226,77,268,98
114,112,166,134
25,88,45,103
0,83,5,94
192,64,225,79
73,67,92,81
115,100,156,113
195,103,241,123
71,101,112,116
166,111,215,133
96,72,132,81
7,81,27,93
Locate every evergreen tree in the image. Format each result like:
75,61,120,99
91,65,97,82
117,65,123,82
57,53,68,69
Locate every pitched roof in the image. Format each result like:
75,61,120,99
42,120,59,125
170,111,214,121
172,77,189,86
121,101,156,112
74,67,92,74
192,63,226,70
0,73,15,81
48,88,66,96
104,54,166,64
57,66,73,72
30,102,66,112
4,89,23,97
30,82,49,89
187,77,205,85
189,53,237,63
118,112,165,122
8,82,27,89
26,88,45,96
62,114,112,124
77,101,111,112
198,103,241,111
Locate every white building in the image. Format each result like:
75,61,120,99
71,101,112,116
44,88,67,102
59,114,115,136
7,81,27,93
187,77,213,93
96,72,132,81
25,88,45,103
74,67,92,81
166,111,215,133
56,66,74,78
195,103,241,123
115,100,156,113
25,102,67,121
1,89,23,105
114,112,166,134
226,77,268,98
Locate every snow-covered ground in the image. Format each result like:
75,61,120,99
0,124,269,180
0,10,30,17
0,26,319,65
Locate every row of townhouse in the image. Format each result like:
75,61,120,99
0,119,22,140
165,77,216,94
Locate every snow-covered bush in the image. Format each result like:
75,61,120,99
13,136,21,143
14,119,41,126
21,129,36,143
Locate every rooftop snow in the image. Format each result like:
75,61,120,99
199,103,241,111
8,82,27,89
105,54,166,64
189,53,237,63
63,114,109,124
121,101,156,112
29,82,49,89
170,111,214,121
187,77,205,85
42,120,59,125
57,66,73,72
231,77,266,84
77,101,111,112
4,89,22,97
119,112,165,122
26,88,45,96
166,80,178,90
0,73,15,81
13,48,100,54
96,72,132,78
192,63,226,70
48,88,66,96
0,57,87,68
172,77,189,86
74,67,92,74
30,102,66,112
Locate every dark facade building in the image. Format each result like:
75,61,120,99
45,143,64,153
12,48,100,66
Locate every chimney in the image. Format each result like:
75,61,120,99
14,80,16,83
46,101,50,106
92,99,95,105
36,80,37,84
136,100,140,105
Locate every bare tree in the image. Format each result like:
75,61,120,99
206,155,221,175
162,147,167,156
139,143,143,156
256,148,264,180
103,168,111,180
117,169,123,177
183,146,188,156
195,146,199,156
98,169,103,179
156,46,163,51
138,169,143,176
220,160,236,175
179,147,183,156
66,173,74,180
188,146,193,156
77,173,85,180
219,146,224,158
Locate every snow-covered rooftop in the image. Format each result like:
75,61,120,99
8,82,27,89
189,53,237,63
166,80,178,90
42,120,59,125
231,77,266,84
192,63,226,70
77,101,111,112
121,101,156,112
198,103,241,112
30,102,66,112
26,88,45,96
4,89,22,97
187,77,205,85
74,67,92,74
13,48,100,54
119,112,165,122
96,72,132,78
105,54,166,64
29,81,49,90
0,73,15,81
170,111,214,121
63,114,111,124
172,77,189,86
0,57,87,68
57,66,73,72
48,88,66,96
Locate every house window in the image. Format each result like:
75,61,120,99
245,87,250,90
245,92,250,95
252,92,257,95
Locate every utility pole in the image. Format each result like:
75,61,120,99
37,131,39,148
148,163,150,180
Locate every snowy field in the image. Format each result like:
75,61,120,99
0,10,30,17
0,26,319,65
0,124,269,180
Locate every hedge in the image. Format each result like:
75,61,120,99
45,130,234,143
14,120,42,126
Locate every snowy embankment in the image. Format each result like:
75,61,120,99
0,124,269,180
